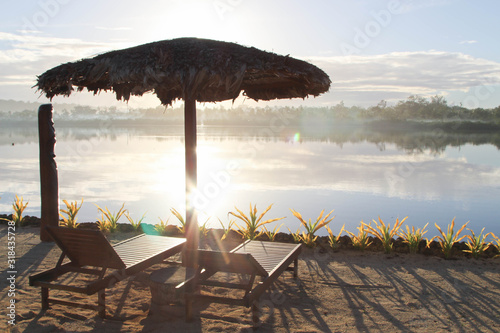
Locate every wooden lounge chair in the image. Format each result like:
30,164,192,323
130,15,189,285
184,240,302,325
29,226,186,317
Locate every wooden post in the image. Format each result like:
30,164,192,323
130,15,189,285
41,287,49,310
38,104,59,242
183,98,199,263
97,290,106,318
183,98,199,322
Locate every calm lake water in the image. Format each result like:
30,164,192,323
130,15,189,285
1,123,499,237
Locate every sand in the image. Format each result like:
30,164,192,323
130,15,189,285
1,226,499,333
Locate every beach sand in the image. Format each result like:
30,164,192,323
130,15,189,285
1,226,499,332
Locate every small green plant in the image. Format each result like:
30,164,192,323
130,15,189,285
1,195,29,227
154,217,170,235
364,216,407,254
262,223,283,242
229,203,285,240
59,199,83,228
290,209,335,247
398,223,429,254
96,203,127,233
464,228,491,259
346,222,372,251
287,227,303,243
491,233,500,258
125,212,146,232
432,218,468,259
171,208,186,235
218,218,235,241
326,224,345,251
199,217,210,238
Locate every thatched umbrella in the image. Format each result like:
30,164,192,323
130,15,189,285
35,37,331,261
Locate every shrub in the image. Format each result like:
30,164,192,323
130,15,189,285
59,199,83,228
1,195,29,227
290,209,335,247
229,203,285,240
262,223,283,242
364,216,407,253
125,212,145,233
154,217,170,235
398,223,429,254
199,217,210,238
326,224,345,251
287,227,302,244
346,222,372,251
96,203,127,233
432,218,468,259
464,228,491,259
170,208,186,235
491,233,500,258
218,217,235,241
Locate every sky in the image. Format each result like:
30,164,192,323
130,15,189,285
1,0,500,110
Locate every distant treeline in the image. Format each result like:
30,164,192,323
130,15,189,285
2,95,500,128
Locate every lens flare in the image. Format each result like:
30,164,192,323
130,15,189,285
294,132,300,142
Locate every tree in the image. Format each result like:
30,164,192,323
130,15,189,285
429,95,448,119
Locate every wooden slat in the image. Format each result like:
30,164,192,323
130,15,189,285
31,228,187,318
46,226,125,269
47,298,101,311
245,242,301,304
233,241,301,275
32,281,90,294
114,235,185,269
188,294,246,306
186,240,302,323
193,250,268,277
29,262,75,285
200,280,251,290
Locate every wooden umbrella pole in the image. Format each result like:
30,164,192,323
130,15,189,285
38,104,59,241
183,98,199,267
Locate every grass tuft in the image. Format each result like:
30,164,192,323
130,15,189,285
60,199,83,228
290,209,335,247
464,228,491,259
229,203,284,240
96,203,127,233
432,218,468,259
398,223,429,254
346,222,372,251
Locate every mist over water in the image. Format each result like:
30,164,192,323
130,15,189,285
1,122,499,237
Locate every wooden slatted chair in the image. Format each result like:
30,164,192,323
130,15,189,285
184,240,302,325
29,226,186,317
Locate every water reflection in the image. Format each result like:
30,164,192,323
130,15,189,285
1,123,499,236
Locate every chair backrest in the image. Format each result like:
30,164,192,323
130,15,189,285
195,250,268,277
46,226,126,269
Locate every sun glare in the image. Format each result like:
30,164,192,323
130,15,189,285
150,1,225,41
190,142,233,225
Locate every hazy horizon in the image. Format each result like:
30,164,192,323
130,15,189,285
1,1,500,110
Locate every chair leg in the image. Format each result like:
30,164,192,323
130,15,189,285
185,295,193,322
41,287,49,310
252,301,259,328
293,258,298,278
97,289,106,318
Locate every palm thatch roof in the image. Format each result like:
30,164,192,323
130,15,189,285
36,37,331,106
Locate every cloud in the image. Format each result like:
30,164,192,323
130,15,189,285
95,26,133,31
1,32,499,108
0,75,34,86
398,0,453,14
305,51,500,105
459,40,478,44
0,31,119,64
0,32,135,103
